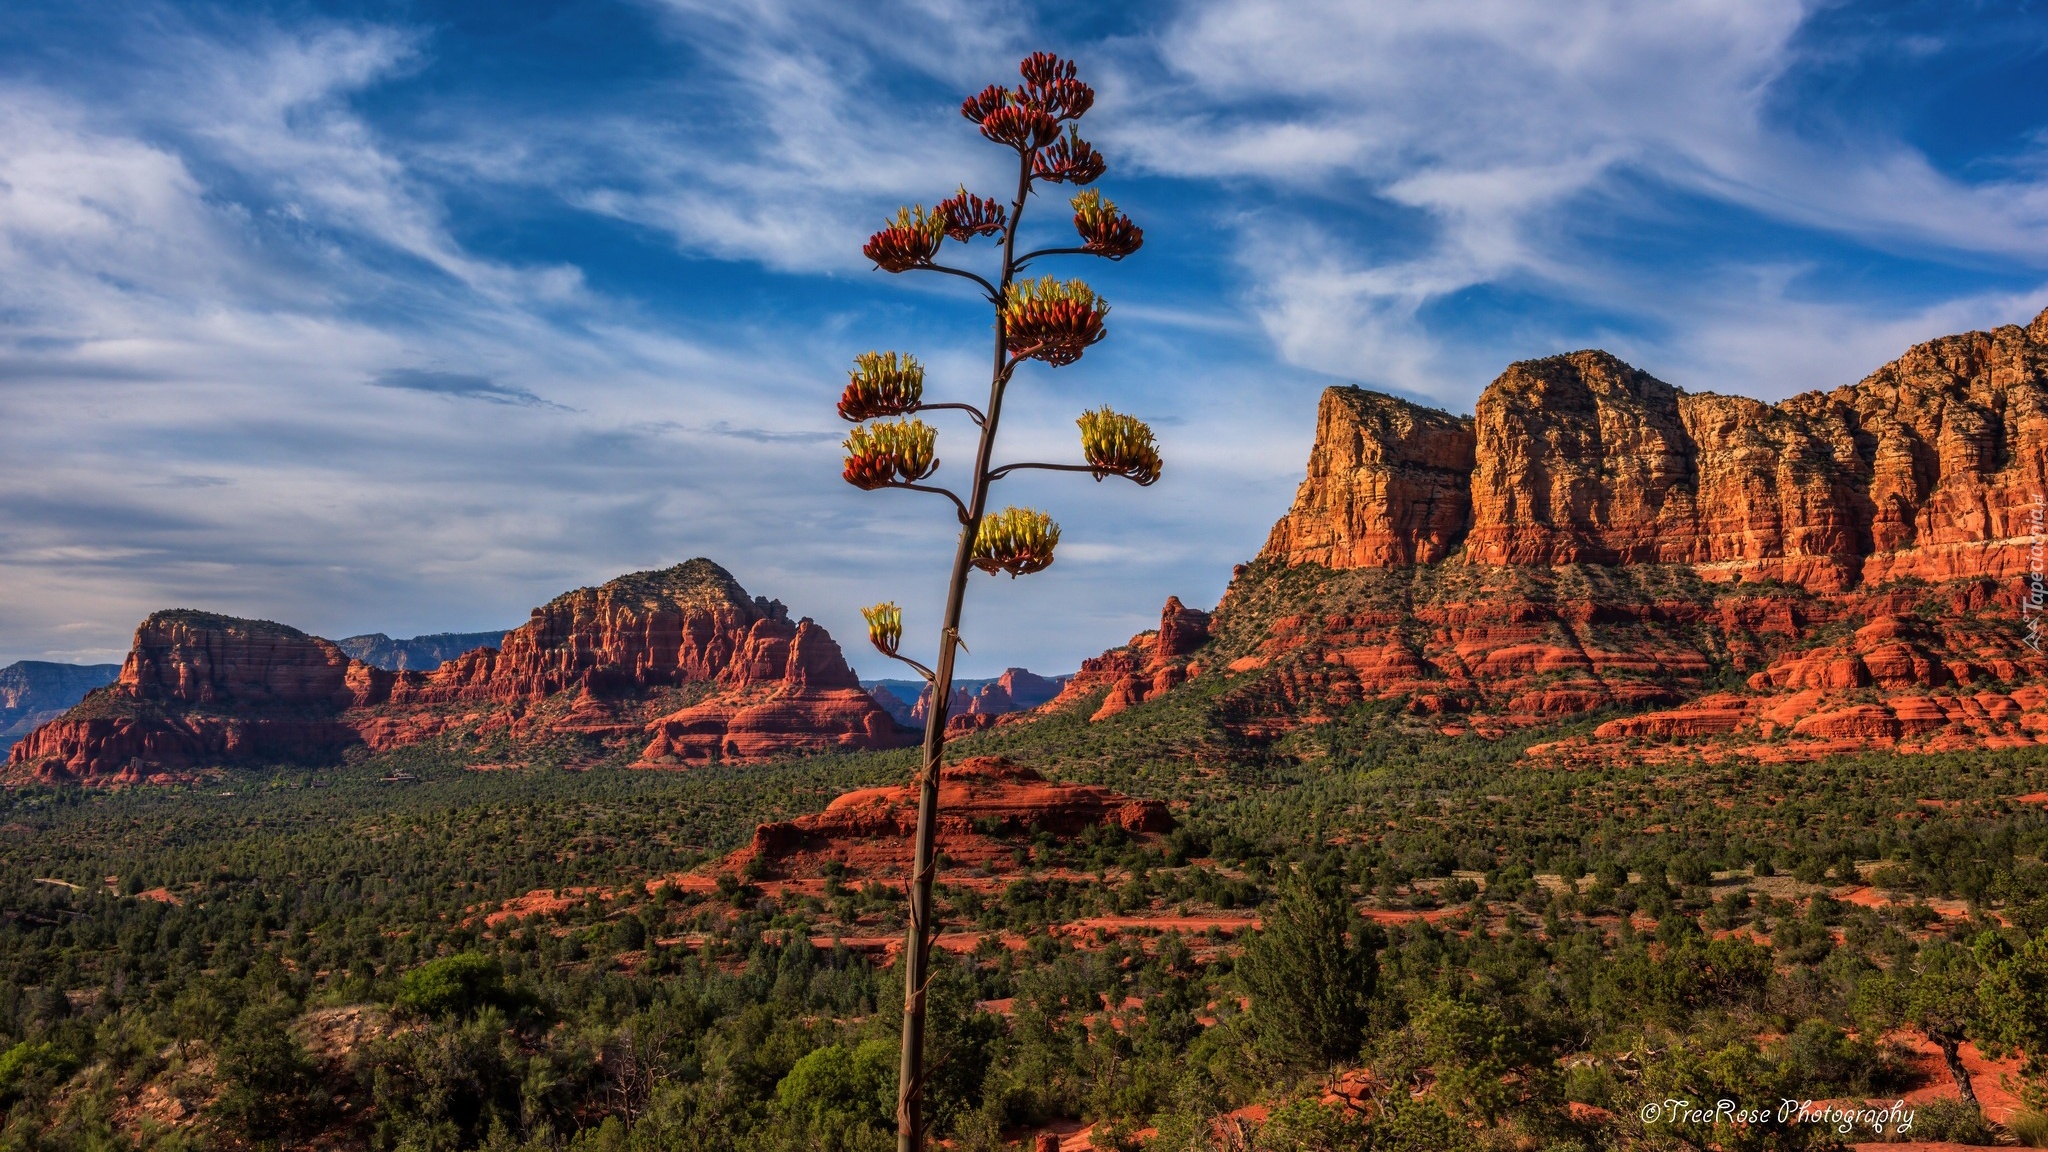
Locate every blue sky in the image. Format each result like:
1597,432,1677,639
2,0,2045,676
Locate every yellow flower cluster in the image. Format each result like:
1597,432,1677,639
861,602,903,656
1000,276,1108,366
1077,406,1161,485
971,506,1060,577
839,351,924,421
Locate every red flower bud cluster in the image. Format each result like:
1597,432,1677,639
1020,53,1093,120
838,352,924,422
936,186,1006,242
1002,276,1108,366
1071,190,1142,258
1033,128,1104,186
863,206,943,272
978,104,1061,151
960,54,1100,171
843,419,938,490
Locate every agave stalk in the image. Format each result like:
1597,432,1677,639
839,53,1156,1151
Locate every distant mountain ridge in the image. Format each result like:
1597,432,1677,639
1,661,122,752
337,631,512,671
7,560,910,784
862,669,1071,731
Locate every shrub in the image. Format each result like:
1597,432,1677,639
0,1040,76,1103
396,952,515,1020
1238,870,1380,1069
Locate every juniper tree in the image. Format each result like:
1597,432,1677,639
837,51,1155,1151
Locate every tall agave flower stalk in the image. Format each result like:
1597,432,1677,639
838,51,1156,1151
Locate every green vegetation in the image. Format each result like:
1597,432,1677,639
3,689,2048,1149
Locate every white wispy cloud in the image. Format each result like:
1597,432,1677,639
1101,0,2048,403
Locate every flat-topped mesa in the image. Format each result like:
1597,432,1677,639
119,611,363,708
1258,308,2048,590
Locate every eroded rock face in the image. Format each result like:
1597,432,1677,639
1262,388,1475,568
1262,310,2048,588
1045,595,1213,722
1224,308,2048,758
7,561,911,783
728,756,1172,878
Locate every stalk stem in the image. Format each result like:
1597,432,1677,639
895,144,1034,1152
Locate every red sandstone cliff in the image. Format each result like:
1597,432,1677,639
6,561,910,784
1218,307,2048,758
1046,596,1212,721
1265,309,2048,588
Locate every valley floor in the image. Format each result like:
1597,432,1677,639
3,704,2048,1150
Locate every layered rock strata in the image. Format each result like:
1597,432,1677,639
727,756,1171,878
1217,308,2048,756
1264,310,2048,589
7,561,909,783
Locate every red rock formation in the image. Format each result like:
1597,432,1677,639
1210,308,2048,757
1263,388,1475,568
727,756,1171,878
4,613,378,783
1263,309,2048,590
7,562,912,784
1043,596,1212,721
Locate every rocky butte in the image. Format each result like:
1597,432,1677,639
6,560,910,785
1046,307,2048,762
726,756,1172,880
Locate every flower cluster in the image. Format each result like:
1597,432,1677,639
1019,53,1094,120
961,54,1100,171
862,602,903,656
838,352,924,422
1071,190,1141,258
862,206,944,273
977,103,1061,152
936,186,1007,242
1001,276,1108,366
842,419,938,490
972,506,1060,577
1034,128,1104,186
1077,407,1161,485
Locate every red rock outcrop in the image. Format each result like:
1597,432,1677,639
1046,596,1212,721
1221,308,2048,758
727,756,1171,878
1264,309,2048,589
5,613,381,783
7,561,912,784
1262,388,1475,568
